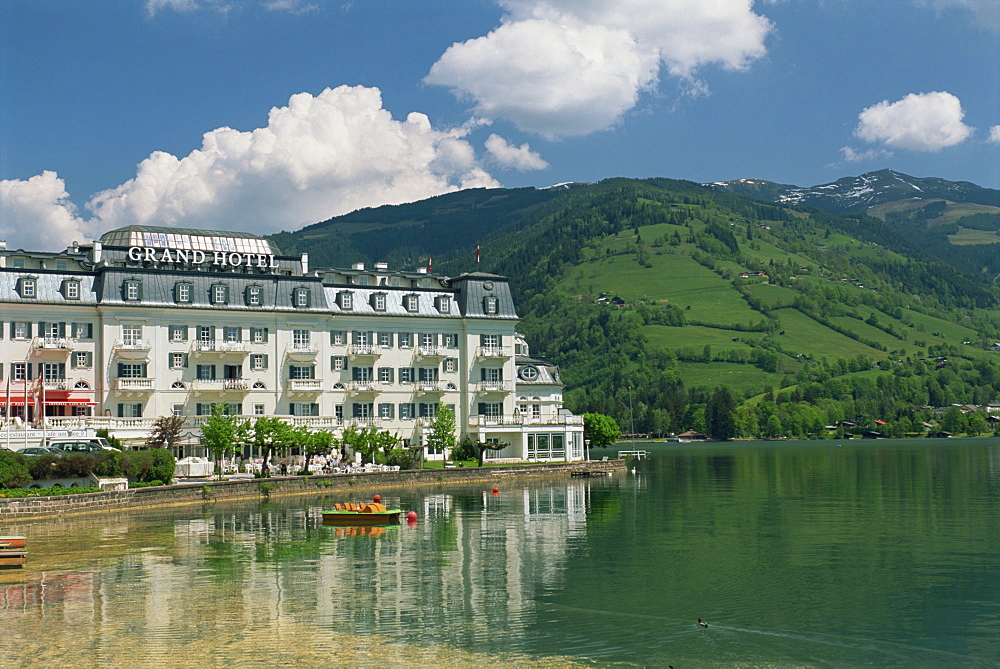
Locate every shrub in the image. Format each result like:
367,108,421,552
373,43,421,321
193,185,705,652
148,448,175,484
451,436,478,462
386,448,414,470
0,450,31,489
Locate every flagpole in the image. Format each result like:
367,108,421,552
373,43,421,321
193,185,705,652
4,377,10,452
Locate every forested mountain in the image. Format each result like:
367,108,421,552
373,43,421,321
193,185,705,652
269,176,1000,440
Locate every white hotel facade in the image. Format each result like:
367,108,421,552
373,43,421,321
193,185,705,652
0,226,584,462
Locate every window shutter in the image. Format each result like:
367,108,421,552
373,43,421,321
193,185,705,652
183,354,189,368
58,363,66,378
58,322,66,337
118,404,125,418
262,354,268,370
86,352,93,367
86,323,93,338
311,403,319,417
480,368,487,382
141,363,148,377
38,321,46,336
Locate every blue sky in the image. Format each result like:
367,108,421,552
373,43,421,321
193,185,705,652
1,0,998,251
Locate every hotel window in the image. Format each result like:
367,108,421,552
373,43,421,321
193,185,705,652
172,404,184,417
198,326,213,342
118,363,146,378
170,325,187,342
330,330,346,346
18,277,37,298
292,329,310,347
294,287,310,308
444,358,458,373
398,332,412,348
378,403,394,419
389,276,403,287
11,257,25,268
478,403,502,418
42,322,61,339
291,402,319,417
481,368,503,382
251,327,268,343
73,351,93,368
12,363,28,381
483,296,499,314
352,366,373,382
352,403,373,419
418,402,438,418
335,405,344,421
399,403,415,419
175,282,192,303
73,322,93,339
122,324,142,343
443,333,458,348
404,294,419,313
354,275,370,286
245,285,262,306
420,333,436,348
63,280,80,300
418,367,439,382
170,353,187,369
378,332,392,347
196,364,216,380
398,367,414,383
251,354,268,370
55,260,68,271
211,284,229,304
352,330,371,346
224,326,240,342
338,291,353,310
12,322,29,340
124,280,141,301
330,356,347,371
254,404,265,416
118,403,143,418
289,365,315,380
378,367,394,383
371,292,387,311
435,296,451,314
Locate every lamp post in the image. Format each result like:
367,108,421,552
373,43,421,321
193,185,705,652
584,438,591,462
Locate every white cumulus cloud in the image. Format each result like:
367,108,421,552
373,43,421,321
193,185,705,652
0,171,94,251
484,134,550,171
854,91,973,152
922,0,1000,31
988,125,1000,144
2,86,501,251
838,146,893,163
426,0,772,137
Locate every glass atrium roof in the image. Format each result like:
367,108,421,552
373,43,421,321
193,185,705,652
100,226,278,255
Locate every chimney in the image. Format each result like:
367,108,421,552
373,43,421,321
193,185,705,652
92,241,103,264
375,262,388,271
300,252,309,274
416,267,427,274
352,262,365,271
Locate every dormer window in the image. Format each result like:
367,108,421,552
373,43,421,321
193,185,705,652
354,275,370,286
17,276,37,298
175,282,192,303
404,294,419,313
293,287,310,308
483,296,499,314
245,285,262,306
124,279,142,302
338,291,353,310
211,284,229,305
371,292,387,311
63,279,80,300
11,257,26,269
435,296,451,314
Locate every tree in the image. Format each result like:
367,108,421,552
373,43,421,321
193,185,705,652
146,415,185,450
248,416,290,476
199,404,246,470
705,386,737,440
583,413,621,447
294,427,335,474
425,405,456,461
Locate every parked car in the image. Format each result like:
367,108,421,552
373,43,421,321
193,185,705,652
15,446,64,457
47,438,119,454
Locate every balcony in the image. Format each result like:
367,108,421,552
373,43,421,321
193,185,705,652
193,340,251,356
347,380,381,394
114,377,154,396
416,381,447,395
113,338,152,359
32,337,75,354
285,343,320,360
415,345,445,360
468,414,523,427
348,343,379,359
288,379,323,395
476,381,512,394
40,379,68,391
476,346,513,359
191,378,250,395
348,417,382,428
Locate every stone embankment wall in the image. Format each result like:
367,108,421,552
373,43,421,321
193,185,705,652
0,460,623,520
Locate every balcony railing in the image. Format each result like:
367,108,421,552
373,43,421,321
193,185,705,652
347,380,380,394
416,381,447,393
476,346,512,359
348,343,379,358
113,339,152,358
348,417,382,428
415,345,445,359
468,414,523,426
114,377,154,393
288,379,323,392
194,340,251,354
40,379,68,391
476,381,512,394
286,343,320,359
191,378,250,393
32,337,74,351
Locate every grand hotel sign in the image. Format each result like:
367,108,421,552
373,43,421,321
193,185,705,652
127,246,279,269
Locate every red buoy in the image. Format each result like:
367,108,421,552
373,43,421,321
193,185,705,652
373,494,381,503
407,510,418,521
492,487,500,496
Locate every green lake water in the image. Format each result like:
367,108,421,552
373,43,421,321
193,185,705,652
2,438,998,667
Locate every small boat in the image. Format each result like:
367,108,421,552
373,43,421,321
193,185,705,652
321,502,402,526
0,536,27,549
0,536,27,567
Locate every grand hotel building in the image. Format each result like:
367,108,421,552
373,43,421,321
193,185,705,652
0,226,584,462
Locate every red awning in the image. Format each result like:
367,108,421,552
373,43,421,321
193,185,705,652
41,401,99,406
